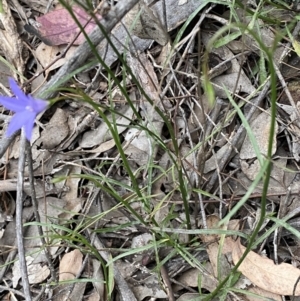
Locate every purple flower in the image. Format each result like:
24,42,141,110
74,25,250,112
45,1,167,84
0,78,48,140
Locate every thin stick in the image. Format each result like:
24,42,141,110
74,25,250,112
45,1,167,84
0,284,26,298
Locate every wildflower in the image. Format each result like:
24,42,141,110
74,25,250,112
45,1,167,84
0,78,48,140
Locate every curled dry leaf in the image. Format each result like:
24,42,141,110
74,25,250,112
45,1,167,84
232,239,300,296
25,6,102,46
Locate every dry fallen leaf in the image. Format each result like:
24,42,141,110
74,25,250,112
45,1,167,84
247,286,281,301
35,42,77,71
176,293,201,301
200,216,239,278
278,102,300,162
175,263,218,293
199,217,282,300
52,249,84,301
59,249,83,281
90,259,105,300
0,0,25,76
240,109,278,160
232,239,300,296
124,2,168,45
131,274,167,300
25,6,102,46
80,103,136,148
39,108,69,149
202,32,255,98
12,256,50,287
23,197,67,264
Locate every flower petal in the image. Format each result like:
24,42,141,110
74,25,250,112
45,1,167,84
9,78,28,102
0,96,27,112
28,95,48,113
1,79,48,140
23,113,36,141
6,111,35,138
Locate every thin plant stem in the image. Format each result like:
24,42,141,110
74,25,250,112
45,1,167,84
16,130,32,301
26,142,57,281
